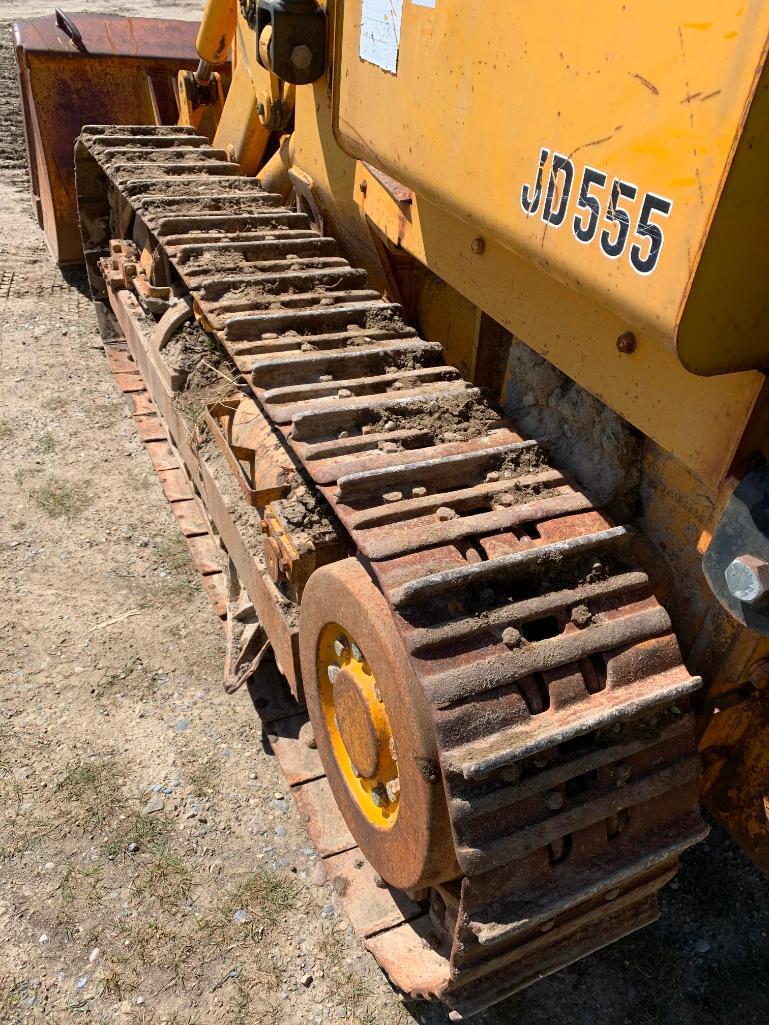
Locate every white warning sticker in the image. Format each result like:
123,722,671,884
360,0,403,74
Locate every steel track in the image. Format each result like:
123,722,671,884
76,126,707,1019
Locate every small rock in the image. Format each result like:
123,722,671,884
435,506,457,521
38,935,48,944
571,604,592,628
695,938,711,954
88,948,100,963
310,862,328,886
75,976,89,991
143,795,165,815
274,792,284,801
127,842,140,854
493,492,518,508
232,909,250,925
301,973,314,987
300,722,317,750
135,996,145,1006
275,826,287,837
373,873,387,889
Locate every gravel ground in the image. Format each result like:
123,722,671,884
1,4,768,1024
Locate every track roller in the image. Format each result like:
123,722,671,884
300,557,458,891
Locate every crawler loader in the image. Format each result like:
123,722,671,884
13,1,769,1016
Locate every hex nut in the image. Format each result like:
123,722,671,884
370,784,388,807
545,790,564,811
725,554,769,605
502,626,522,649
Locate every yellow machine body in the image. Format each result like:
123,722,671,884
334,2,769,380
194,0,769,490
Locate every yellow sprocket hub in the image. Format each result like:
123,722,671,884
317,623,400,827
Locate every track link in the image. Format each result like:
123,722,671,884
76,126,707,1018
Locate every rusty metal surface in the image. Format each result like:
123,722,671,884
299,558,459,892
75,127,708,1017
13,14,207,265
205,394,295,506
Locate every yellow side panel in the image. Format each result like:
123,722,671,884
333,1,769,375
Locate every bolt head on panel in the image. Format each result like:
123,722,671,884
724,554,769,605
291,44,313,70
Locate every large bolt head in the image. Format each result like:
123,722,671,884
725,554,769,605
290,44,313,71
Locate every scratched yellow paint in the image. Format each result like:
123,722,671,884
332,0,769,375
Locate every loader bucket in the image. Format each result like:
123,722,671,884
14,12,206,265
